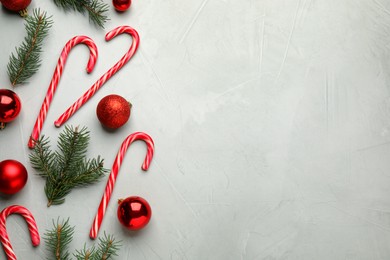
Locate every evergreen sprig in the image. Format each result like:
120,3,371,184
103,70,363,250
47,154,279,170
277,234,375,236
29,125,108,207
7,9,53,86
44,218,74,260
74,233,121,260
45,219,121,260
52,0,109,28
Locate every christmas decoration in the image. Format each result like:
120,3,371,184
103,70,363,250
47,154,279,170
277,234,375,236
51,0,109,28
55,25,140,128
29,126,108,207
28,35,98,148
44,218,121,259
74,233,121,259
0,205,40,260
96,94,131,129
0,89,22,130
44,218,73,260
113,0,131,12
90,132,154,239
117,196,151,230
7,9,52,86
0,160,28,195
0,0,31,16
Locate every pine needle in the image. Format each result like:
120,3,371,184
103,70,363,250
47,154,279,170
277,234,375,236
29,125,108,207
52,0,109,28
74,233,121,260
45,218,121,260
44,218,74,260
74,244,97,260
96,233,121,260
7,9,53,86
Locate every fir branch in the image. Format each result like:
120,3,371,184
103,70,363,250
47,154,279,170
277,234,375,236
45,218,121,260
29,125,108,207
56,126,89,177
29,136,57,180
7,9,53,86
74,245,96,260
74,233,121,260
52,0,109,28
96,233,121,260
44,218,74,260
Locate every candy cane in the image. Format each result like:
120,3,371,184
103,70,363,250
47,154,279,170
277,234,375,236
89,132,154,239
0,205,40,260
28,36,98,148
54,25,140,127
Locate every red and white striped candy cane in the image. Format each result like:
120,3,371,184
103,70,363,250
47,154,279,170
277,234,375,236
54,25,140,127
0,205,40,260
28,36,98,148
89,132,154,239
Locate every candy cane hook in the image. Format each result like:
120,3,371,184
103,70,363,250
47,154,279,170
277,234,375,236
55,25,140,127
28,36,98,148
0,205,40,260
90,132,154,239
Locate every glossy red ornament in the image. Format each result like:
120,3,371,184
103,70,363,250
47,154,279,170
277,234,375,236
117,196,152,230
0,160,28,195
113,0,131,12
0,0,31,16
96,94,131,129
0,89,22,130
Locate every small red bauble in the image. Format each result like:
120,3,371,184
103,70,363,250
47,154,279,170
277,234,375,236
0,160,28,195
0,0,31,16
117,196,152,230
96,94,131,129
0,89,22,130
113,0,131,12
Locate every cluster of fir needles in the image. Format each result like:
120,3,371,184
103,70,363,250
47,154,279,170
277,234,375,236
44,218,74,260
74,234,121,260
29,125,108,207
7,9,53,86
45,218,121,260
52,0,109,28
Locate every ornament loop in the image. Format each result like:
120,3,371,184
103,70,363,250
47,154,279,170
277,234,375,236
28,36,98,148
54,25,140,127
0,205,40,260
89,132,154,239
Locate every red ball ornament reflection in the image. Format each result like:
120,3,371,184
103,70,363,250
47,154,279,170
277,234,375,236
96,94,131,129
117,196,152,230
0,89,22,130
113,0,131,12
0,160,28,195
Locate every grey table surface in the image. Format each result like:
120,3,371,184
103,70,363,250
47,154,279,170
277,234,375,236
1,0,390,259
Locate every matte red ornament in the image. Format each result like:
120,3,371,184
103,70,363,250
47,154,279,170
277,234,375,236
0,160,28,195
113,0,131,12
117,196,152,230
0,89,22,130
0,0,31,16
96,94,131,129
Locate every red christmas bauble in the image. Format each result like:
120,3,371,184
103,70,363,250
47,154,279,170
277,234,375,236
0,0,31,16
117,196,152,230
96,94,131,129
113,0,131,12
0,89,22,130
0,160,28,195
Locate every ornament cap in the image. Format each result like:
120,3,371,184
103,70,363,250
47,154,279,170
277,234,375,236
19,8,28,17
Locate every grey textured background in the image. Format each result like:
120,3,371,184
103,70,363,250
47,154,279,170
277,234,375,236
1,0,390,259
